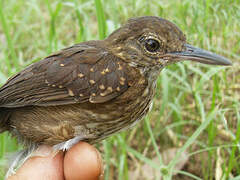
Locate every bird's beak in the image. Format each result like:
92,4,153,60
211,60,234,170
168,44,232,66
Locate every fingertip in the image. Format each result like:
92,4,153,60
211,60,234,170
8,146,64,180
64,142,103,180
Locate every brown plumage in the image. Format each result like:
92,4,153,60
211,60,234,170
0,16,231,149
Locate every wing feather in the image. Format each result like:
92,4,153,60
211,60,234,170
0,42,131,107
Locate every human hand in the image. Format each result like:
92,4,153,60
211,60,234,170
7,142,104,180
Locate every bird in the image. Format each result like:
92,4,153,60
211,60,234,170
0,16,231,175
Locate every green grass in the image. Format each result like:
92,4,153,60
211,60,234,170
0,0,240,179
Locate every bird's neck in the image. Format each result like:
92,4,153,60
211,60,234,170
137,64,163,87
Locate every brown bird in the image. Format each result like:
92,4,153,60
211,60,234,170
0,16,231,173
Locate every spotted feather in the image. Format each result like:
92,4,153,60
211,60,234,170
0,41,131,107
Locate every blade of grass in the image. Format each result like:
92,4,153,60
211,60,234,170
117,134,128,180
0,133,6,159
45,0,62,53
103,139,111,179
126,145,162,170
94,0,106,39
226,108,240,178
207,74,218,179
167,109,217,178
175,170,202,180
0,0,18,72
144,116,163,164
74,5,86,43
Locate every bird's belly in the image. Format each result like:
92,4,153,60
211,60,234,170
9,87,154,145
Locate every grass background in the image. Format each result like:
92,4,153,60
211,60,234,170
0,0,239,179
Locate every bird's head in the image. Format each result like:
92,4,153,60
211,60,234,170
106,16,232,71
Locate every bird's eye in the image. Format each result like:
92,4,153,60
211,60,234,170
144,39,160,52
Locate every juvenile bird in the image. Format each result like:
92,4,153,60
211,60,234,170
0,16,231,175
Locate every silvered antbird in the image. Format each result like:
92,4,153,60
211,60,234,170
0,16,231,172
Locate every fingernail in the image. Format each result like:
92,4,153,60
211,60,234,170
33,145,53,157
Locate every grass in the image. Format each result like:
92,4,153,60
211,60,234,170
0,0,239,179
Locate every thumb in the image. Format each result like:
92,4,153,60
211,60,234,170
64,142,104,180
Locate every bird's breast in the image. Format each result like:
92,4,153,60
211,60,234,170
90,78,156,140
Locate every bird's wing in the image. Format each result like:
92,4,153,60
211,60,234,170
0,43,132,107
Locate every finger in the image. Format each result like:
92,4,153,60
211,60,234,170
8,145,64,180
64,142,103,180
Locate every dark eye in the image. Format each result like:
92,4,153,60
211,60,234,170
144,39,160,52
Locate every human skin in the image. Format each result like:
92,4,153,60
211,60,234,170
7,142,103,180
